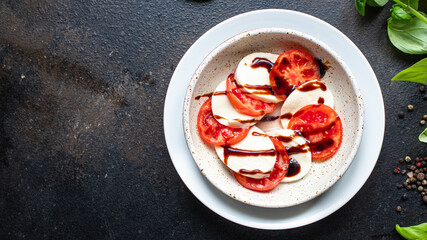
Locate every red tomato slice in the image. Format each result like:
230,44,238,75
197,98,250,146
226,73,277,117
288,104,343,161
306,118,343,161
233,137,289,192
287,104,338,134
269,49,320,100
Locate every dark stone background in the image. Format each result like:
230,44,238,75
0,1,426,239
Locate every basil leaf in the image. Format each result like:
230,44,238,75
420,128,427,143
402,0,418,10
387,12,427,54
390,4,413,23
367,0,389,7
392,58,427,85
356,0,367,16
396,223,427,239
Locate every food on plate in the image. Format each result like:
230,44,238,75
234,52,282,103
215,126,277,179
270,49,321,100
196,49,342,192
211,80,263,128
288,104,343,161
280,80,334,128
226,73,277,117
267,129,312,182
233,136,289,192
197,98,250,146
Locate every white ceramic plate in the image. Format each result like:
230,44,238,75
164,9,384,229
183,28,364,208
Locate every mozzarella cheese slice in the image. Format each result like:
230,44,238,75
215,126,277,179
211,80,262,128
280,80,334,128
234,52,282,103
267,129,312,182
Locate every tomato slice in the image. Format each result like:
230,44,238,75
269,49,320,100
233,137,289,192
288,104,343,161
287,104,338,134
226,73,277,117
306,118,343,161
197,98,250,146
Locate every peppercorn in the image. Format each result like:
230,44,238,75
421,120,426,125
406,185,412,190
402,169,407,175
397,184,403,189
417,162,423,168
399,158,404,163
408,105,414,111
423,115,427,120
396,206,402,212
417,173,425,181
405,156,412,162
394,169,398,174
409,165,416,171
410,177,416,183
417,181,422,185
402,193,408,200
423,180,427,185
419,186,424,192
398,112,404,118
415,169,420,174
412,184,417,189
421,85,426,93
416,157,421,162
423,196,427,204
422,192,426,196
403,182,409,187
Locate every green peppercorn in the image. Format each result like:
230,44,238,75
422,180,427,185
408,105,414,111
419,186,424,192
421,120,426,125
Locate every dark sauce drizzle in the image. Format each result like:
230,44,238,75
280,112,293,120
250,57,274,72
298,81,327,92
239,169,271,175
222,146,276,165
260,115,280,122
286,158,301,177
231,75,275,96
286,144,309,155
318,97,325,104
314,58,330,78
310,138,334,152
195,91,227,100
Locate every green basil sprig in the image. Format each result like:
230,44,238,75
355,0,427,54
392,58,427,85
419,128,427,143
396,223,427,239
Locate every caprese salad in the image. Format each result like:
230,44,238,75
196,49,343,192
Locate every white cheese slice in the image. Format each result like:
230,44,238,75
215,126,277,179
280,80,334,128
267,129,312,182
234,52,282,103
211,80,262,128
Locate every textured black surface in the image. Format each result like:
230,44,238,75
0,1,426,239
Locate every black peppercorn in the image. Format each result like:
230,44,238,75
398,112,405,118
402,193,408,200
403,182,409,187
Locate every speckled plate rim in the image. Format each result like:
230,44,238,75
182,28,364,208
164,9,384,230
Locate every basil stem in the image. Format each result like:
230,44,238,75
393,0,427,24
